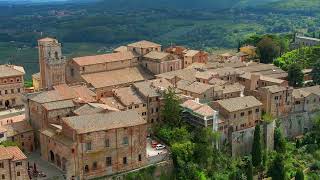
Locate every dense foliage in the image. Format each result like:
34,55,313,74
274,46,320,71
287,63,304,87
252,124,262,168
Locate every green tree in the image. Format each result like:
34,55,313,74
246,160,253,180
311,59,320,85
252,124,262,168
295,168,304,180
268,154,286,180
274,127,286,154
161,87,182,127
257,37,280,63
288,63,304,87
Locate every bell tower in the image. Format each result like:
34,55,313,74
38,37,67,90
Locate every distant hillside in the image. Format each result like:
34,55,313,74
265,0,320,11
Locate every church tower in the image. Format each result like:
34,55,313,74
38,37,67,90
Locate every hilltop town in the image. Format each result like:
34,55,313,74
0,34,320,180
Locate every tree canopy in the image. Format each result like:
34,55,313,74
287,63,304,87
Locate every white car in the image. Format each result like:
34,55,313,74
156,144,165,150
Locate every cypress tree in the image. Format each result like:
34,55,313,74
268,154,286,180
246,160,253,180
295,169,304,180
252,124,262,168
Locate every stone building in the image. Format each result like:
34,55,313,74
292,86,320,113
213,96,262,132
127,40,161,56
165,46,187,59
0,65,25,109
257,85,293,117
67,51,139,84
25,84,96,141
32,73,41,92
142,51,182,75
177,81,214,103
112,87,148,120
39,111,147,180
181,99,220,129
213,83,244,100
183,50,208,68
38,37,67,90
132,78,176,124
1,120,35,153
0,146,29,180
294,35,320,47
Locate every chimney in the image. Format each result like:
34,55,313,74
250,73,260,91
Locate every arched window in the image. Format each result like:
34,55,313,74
84,165,89,173
55,51,59,59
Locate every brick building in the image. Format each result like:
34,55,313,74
0,65,25,109
127,40,161,56
0,146,29,180
39,111,147,180
142,51,182,75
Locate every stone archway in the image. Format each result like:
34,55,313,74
50,151,55,163
62,157,67,171
5,100,9,108
56,154,61,168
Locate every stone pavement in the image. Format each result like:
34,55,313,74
27,151,65,180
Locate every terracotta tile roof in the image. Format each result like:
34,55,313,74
260,85,290,93
73,51,136,66
209,67,244,77
292,89,311,98
179,82,213,94
293,86,320,98
31,84,96,104
38,37,57,42
0,146,27,161
81,67,153,89
0,114,25,126
143,51,171,60
32,72,40,80
42,100,75,111
73,104,105,116
181,100,216,117
133,79,175,98
63,111,147,134
0,65,25,78
40,128,74,147
195,71,217,80
100,97,125,110
156,68,198,82
214,83,244,94
114,46,128,52
2,120,33,137
113,87,145,106
127,40,161,48
208,78,227,86
184,50,200,57
299,85,320,96
220,53,233,57
216,96,262,112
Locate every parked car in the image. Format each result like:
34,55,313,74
156,144,165,150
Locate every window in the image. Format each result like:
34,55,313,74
274,96,278,100
11,89,14,94
84,165,89,173
16,162,22,166
10,79,13,83
5,90,7,94
143,104,146,107
156,108,159,112
255,108,260,113
85,142,92,151
0,163,3,168
16,78,20,82
82,67,85,71
240,112,245,117
295,101,301,105
0,101,2,106
105,139,110,147
0,133,3,139
0,91,1,95
70,68,74,77
123,137,128,145
1,174,4,179
234,114,236,118
123,157,127,165
17,172,20,176
248,110,252,115
128,106,132,109
92,162,97,170
21,134,24,138
17,88,20,93
139,154,142,161
106,157,112,166
151,108,154,114
12,99,15,105
135,105,139,108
